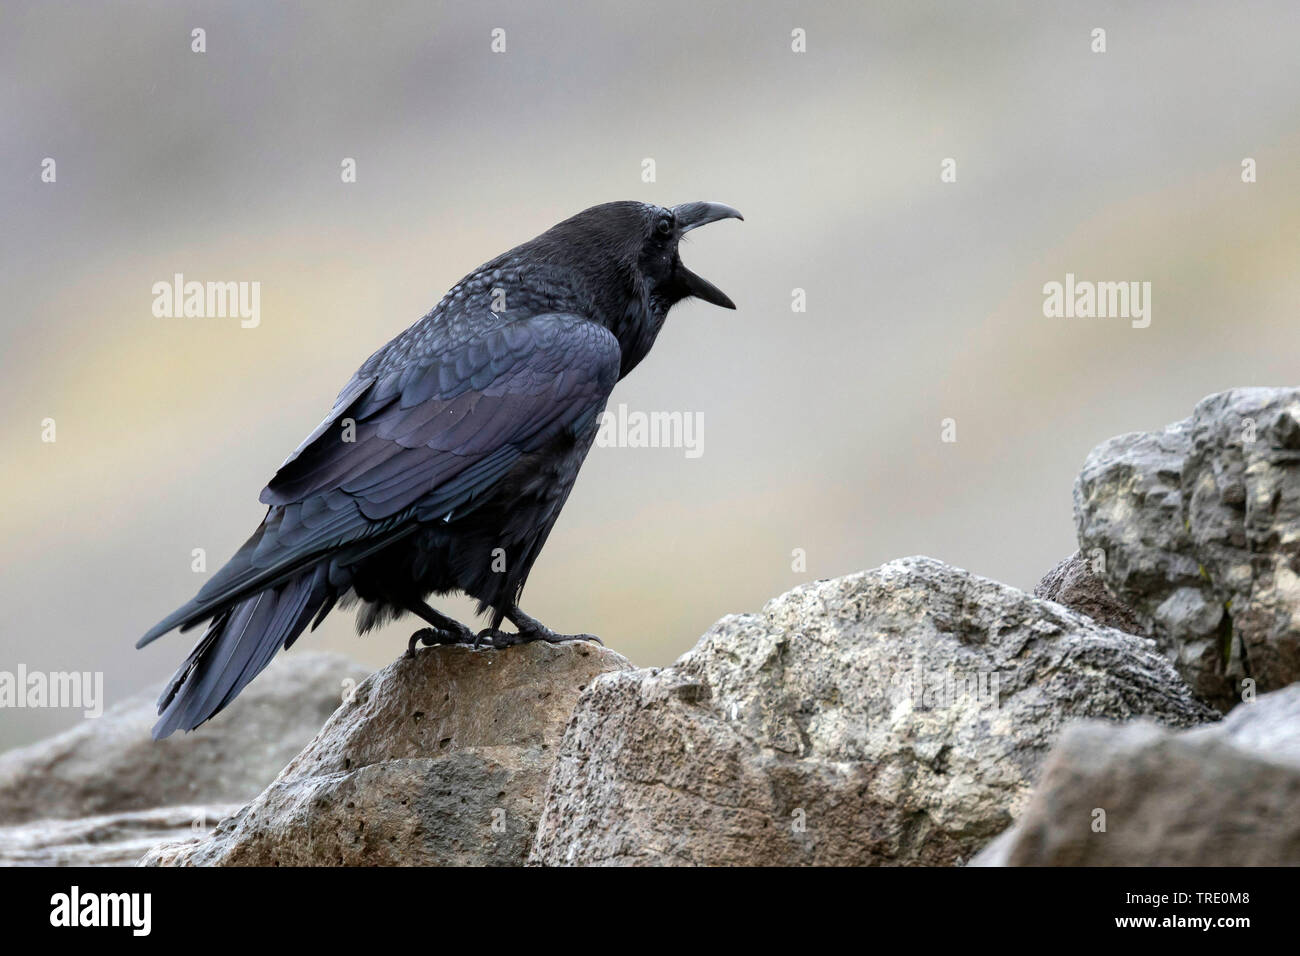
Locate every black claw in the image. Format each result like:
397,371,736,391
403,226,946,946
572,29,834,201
464,623,603,650
515,625,602,646
406,623,476,656
405,628,432,657
504,606,601,646
475,628,521,648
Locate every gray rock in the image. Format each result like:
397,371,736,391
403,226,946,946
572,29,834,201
143,641,631,866
970,683,1300,866
528,557,1216,866
1075,387,1300,711
0,650,370,826
0,804,242,866
1035,551,1143,634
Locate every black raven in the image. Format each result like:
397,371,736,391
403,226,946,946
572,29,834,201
138,200,742,738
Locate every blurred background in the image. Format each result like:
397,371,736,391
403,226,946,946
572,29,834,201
3,0,1299,750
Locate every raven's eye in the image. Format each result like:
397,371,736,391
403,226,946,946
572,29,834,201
655,216,674,237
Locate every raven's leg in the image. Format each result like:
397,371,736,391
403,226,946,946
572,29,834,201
404,600,477,656
474,606,602,648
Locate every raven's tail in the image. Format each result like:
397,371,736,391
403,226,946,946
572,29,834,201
151,564,331,739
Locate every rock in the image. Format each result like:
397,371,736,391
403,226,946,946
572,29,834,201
527,557,1216,866
0,804,242,866
1034,551,1142,634
0,650,370,826
1075,387,1300,711
143,641,631,866
970,683,1300,865
965,824,1016,867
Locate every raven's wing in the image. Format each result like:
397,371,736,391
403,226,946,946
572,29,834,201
138,313,620,646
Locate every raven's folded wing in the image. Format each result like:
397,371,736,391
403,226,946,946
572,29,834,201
138,313,620,647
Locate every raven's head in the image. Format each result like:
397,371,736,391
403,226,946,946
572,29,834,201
532,200,743,376
635,200,745,311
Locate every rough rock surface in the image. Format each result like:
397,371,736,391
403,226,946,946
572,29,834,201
0,651,370,825
1075,387,1300,711
1034,551,1142,634
0,804,242,866
143,641,630,866
971,683,1300,866
528,557,1216,866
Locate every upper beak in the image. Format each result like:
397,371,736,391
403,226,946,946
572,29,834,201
673,201,744,233
671,201,743,310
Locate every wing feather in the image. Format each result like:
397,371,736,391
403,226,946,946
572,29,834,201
137,313,619,647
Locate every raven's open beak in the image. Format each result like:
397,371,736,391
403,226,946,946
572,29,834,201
672,201,743,310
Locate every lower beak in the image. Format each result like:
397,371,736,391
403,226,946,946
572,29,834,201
671,202,743,310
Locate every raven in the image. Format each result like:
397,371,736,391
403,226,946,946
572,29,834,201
138,200,742,738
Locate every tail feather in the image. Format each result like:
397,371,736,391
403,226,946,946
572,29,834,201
137,512,419,651
151,567,329,739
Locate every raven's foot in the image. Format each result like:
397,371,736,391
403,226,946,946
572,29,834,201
405,621,477,657
473,625,602,649
504,605,603,647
